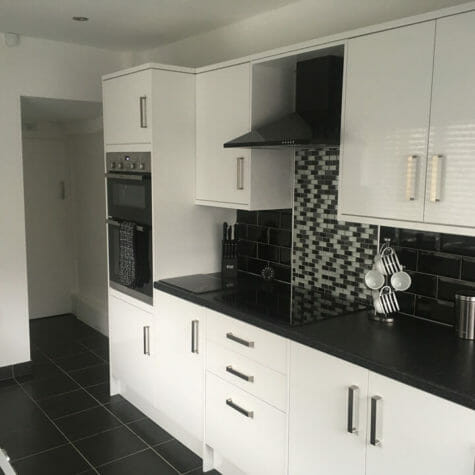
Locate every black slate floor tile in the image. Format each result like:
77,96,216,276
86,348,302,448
38,388,99,420
69,364,109,387
80,334,109,352
0,417,67,461
75,426,146,467
20,374,79,401
89,345,109,362
39,342,88,359
54,352,103,372
12,444,91,475
85,382,112,404
186,469,221,475
97,449,177,475
154,439,202,474
105,395,145,423
55,406,121,441
15,361,64,383
127,418,173,446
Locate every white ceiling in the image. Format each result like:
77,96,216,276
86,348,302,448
21,96,102,123
0,0,469,52
0,0,300,51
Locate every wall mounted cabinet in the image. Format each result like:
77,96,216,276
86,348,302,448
339,12,475,235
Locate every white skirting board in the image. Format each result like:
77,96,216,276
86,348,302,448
72,294,108,336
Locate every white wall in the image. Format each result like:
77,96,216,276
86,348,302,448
0,34,127,367
67,122,108,335
132,0,464,67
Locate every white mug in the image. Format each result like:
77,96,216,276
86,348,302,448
365,270,385,290
391,271,412,292
373,285,400,314
374,247,402,276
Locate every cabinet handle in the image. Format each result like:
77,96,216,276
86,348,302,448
226,332,254,348
191,320,199,354
405,155,418,201
143,326,150,355
236,157,244,190
226,398,254,418
226,365,254,382
347,385,359,434
370,395,382,447
429,154,443,202
139,96,147,128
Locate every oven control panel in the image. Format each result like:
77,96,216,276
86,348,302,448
106,152,151,173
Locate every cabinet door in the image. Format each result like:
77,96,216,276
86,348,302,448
103,69,152,145
108,295,154,407
366,372,475,475
340,22,435,221
155,292,204,448
424,11,475,227
288,342,368,475
196,63,251,206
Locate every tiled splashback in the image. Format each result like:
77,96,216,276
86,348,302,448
380,227,475,326
236,209,292,284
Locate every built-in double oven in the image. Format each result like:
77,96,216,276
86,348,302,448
106,152,153,304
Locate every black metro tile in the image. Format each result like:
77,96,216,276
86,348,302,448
237,256,248,272
274,264,291,283
236,210,257,225
69,364,109,387
234,223,247,240
418,251,461,278
397,292,415,315
437,277,475,302
55,406,121,441
462,257,475,282
415,296,455,325
269,229,292,248
257,210,280,227
247,258,267,276
153,439,202,474
280,247,291,266
379,227,398,245
74,426,146,467
127,418,173,446
54,352,102,372
440,233,475,257
38,389,99,420
0,365,12,381
97,449,177,475
237,240,257,258
399,229,439,251
393,247,417,271
409,272,437,298
105,395,145,424
258,243,279,263
247,225,268,243
0,417,66,461
280,212,292,230
12,444,90,475
86,382,112,404
20,374,79,401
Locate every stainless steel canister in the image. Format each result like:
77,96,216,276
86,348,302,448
455,291,475,340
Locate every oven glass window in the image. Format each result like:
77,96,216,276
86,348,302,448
111,183,146,209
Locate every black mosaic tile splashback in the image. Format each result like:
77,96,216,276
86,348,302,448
380,227,475,326
236,209,292,284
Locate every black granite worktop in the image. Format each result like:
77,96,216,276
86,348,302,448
154,274,475,410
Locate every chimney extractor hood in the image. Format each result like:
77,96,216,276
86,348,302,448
224,55,343,149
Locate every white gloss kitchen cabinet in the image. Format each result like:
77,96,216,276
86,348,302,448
103,68,152,145
289,341,475,475
339,11,475,235
154,291,205,456
108,294,155,411
195,62,292,210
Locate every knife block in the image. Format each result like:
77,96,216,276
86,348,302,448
221,240,238,279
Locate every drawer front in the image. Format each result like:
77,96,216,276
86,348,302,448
207,340,287,411
206,309,288,374
205,373,287,475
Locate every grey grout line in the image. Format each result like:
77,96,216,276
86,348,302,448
10,442,70,463
94,447,150,470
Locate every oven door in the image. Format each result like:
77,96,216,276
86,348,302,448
106,172,152,225
108,220,153,305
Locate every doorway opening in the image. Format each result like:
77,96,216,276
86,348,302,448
21,96,108,334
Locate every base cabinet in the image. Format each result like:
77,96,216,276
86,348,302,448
108,295,155,410
154,291,205,454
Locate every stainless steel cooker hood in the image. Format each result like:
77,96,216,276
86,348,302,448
224,55,343,149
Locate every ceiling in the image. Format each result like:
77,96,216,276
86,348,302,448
21,97,102,123
0,0,300,51
0,0,469,52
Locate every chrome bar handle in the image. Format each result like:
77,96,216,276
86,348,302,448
370,395,382,447
106,219,145,233
236,157,244,190
143,326,150,355
105,173,144,181
191,320,199,354
139,96,147,128
405,155,418,201
226,398,253,418
226,365,254,383
347,385,359,434
430,154,443,202
226,332,254,348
